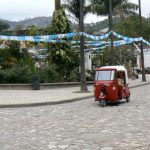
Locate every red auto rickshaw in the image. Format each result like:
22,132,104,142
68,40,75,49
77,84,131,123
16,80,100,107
94,66,130,107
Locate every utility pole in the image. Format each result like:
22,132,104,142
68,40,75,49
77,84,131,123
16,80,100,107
109,0,114,65
138,0,146,81
79,0,88,91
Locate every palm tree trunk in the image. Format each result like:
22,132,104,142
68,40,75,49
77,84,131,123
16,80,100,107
138,0,146,81
79,0,88,92
55,0,61,11
109,0,114,65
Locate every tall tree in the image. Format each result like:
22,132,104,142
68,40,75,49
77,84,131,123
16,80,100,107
63,0,90,23
113,14,150,38
138,0,146,82
14,25,25,36
26,25,40,36
90,0,138,64
50,7,70,34
90,0,138,20
113,0,138,19
47,7,79,81
90,0,138,33
55,0,61,11
63,0,89,91
79,0,87,91
0,21,10,32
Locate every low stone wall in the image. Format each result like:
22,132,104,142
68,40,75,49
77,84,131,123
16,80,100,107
0,84,32,90
0,82,93,90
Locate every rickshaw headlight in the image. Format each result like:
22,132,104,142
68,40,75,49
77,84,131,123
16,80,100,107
100,92,104,96
112,86,116,91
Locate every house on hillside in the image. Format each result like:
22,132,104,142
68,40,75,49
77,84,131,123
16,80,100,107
93,28,109,35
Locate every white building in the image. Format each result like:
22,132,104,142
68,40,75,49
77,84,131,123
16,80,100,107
137,49,150,68
85,51,92,71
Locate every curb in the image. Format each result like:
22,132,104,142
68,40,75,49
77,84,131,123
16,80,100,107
0,96,94,108
0,82,93,90
0,82,150,108
130,82,150,89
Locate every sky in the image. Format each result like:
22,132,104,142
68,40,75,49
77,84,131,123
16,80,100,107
0,0,150,23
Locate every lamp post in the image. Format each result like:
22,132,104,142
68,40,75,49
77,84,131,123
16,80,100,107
138,0,146,81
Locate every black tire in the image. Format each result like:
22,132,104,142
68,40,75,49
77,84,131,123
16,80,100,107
126,95,130,102
100,99,107,107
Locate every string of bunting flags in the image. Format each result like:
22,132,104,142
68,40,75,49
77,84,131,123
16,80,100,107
85,46,107,52
72,40,132,48
79,40,133,52
112,31,143,42
0,31,150,49
79,32,111,40
143,39,150,46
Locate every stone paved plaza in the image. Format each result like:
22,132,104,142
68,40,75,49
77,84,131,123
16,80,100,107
0,84,150,150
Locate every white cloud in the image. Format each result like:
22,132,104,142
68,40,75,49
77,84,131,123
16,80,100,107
130,0,150,17
0,0,149,22
0,0,54,21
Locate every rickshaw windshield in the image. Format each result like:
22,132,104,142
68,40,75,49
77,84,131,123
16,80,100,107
95,70,115,81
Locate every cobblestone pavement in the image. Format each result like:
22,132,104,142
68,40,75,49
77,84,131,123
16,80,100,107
0,85,150,150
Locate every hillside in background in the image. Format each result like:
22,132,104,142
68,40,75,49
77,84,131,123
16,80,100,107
0,16,118,33
74,18,119,33
84,19,109,33
0,17,52,29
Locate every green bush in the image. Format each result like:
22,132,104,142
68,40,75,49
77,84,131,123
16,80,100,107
0,70,5,83
0,66,32,83
0,65,81,83
86,70,95,81
38,65,60,83
66,68,80,82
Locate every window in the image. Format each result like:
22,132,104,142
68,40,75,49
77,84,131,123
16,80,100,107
95,70,115,81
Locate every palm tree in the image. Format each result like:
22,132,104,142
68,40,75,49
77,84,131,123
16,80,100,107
90,0,138,27
113,0,138,19
138,0,146,82
63,0,90,91
89,0,138,64
63,0,90,23
55,0,61,11
79,0,88,91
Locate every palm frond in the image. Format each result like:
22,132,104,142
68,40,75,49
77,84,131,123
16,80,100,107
63,0,91,20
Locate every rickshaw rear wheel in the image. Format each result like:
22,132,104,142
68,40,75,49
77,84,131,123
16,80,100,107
100,99,107,107
126,95,130,102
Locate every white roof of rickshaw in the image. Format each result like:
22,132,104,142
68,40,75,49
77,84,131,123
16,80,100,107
99,66,127,71
96,66,129,83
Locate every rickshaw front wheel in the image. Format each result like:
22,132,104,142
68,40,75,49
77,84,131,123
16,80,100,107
100,99,107,107
126,95,130,102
